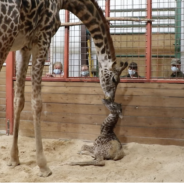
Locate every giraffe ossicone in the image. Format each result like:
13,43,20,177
0,0,127,176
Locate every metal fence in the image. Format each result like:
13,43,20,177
151,0,183,79
15,0,184,83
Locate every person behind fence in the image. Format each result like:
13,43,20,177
170,58,184,78
81,64,90,77
124,62,141,78
46,62,64,77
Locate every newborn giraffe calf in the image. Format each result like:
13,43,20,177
70,99,124,166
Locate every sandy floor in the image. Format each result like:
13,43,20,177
0,135,184,182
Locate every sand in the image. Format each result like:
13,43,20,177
0,135,184,182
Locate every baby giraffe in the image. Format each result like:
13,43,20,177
70,99,124,166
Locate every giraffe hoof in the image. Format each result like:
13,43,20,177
7,159,20,167
39,167,52,177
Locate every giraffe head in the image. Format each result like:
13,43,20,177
99,61,128,102
102,99,123,119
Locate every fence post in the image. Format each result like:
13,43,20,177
6,52,15,135
105,0,110,17
64,10,69,79
146,0,152,80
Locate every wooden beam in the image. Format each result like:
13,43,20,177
60,17,154,27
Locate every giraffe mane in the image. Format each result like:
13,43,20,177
90,0,116,62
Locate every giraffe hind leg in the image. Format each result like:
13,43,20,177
70,160,105,166
78,144,95,157
31,45,52,177
8,48,30,167
70,154,105,166
78,151,95,158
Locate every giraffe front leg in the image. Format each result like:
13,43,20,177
31,47,51,177
8,48,30,167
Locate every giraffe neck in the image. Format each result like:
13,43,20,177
100,113,118,135
61,0,116,69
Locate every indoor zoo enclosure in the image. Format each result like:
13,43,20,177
1,0,184,146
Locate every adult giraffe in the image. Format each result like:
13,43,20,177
0,0,127,176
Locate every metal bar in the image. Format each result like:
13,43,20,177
116,55,175,58
105,0,110,17
110,24,175,28
146,0,152,80
120,79,184,83
108,8,175,12
81,25,87,65
107,17,154,22
6,52,14,135
152,16,175,19
111,32,175,35
87,40,93,77
175,0,182,58
110,15,174,19
64,10,69,79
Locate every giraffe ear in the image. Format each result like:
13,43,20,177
116,61,128,74
109,61,117,71
119,61,128,72
108,61,128,72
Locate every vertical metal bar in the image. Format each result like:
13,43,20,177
64,10,69,79
146,0,152,80
175,0,181,58
81,25,87,66
6,52,15,135
49,36,53,74
105,0,110,17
